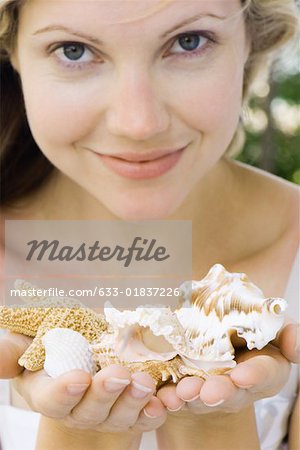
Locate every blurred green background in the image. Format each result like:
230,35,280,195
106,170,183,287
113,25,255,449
236,43,300,184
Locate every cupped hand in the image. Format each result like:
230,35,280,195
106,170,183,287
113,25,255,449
0,333,167,433
157,322,299,415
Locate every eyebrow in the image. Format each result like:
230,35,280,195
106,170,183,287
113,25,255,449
161,12,227,38
33,12,226,44
33,26,103,45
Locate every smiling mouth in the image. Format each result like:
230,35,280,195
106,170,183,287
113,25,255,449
94,147,187,180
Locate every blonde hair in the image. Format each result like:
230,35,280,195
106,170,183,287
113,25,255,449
232,0,300,155
0,0,299,204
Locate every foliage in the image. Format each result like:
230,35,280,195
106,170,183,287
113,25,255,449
236,68,300,184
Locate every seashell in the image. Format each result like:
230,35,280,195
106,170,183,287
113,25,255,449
92,264,286,383
175,264,287,371
102,302,190,362
43,328,96,378
91,304,208,387
1,267,287,387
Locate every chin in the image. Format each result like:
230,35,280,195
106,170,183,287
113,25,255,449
101,195,183,221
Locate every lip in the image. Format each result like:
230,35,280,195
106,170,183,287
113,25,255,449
94,147,187,179
106,149,179,162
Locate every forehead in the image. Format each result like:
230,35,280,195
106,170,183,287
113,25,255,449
21,0,242,29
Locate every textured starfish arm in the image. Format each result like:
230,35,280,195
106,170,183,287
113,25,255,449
0,306,50,336
18,337,46,371
35,308,108,342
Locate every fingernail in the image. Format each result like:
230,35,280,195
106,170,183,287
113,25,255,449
67,383,89,395
234,383,254,389
181,394,200,403
104,377,130,393
131,381,153,399
203,399,225,407
143,408,158,419
167,403,184,412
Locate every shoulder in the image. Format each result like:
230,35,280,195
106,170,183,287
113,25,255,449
230,160,299,226
227,160,299,296
229,159,299,238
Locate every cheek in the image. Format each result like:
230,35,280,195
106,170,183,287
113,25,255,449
169,60,244,135
21,75,100,151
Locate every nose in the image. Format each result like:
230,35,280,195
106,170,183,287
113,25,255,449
106,70,170,141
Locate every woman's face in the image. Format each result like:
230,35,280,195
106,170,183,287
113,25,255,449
13,0,249,220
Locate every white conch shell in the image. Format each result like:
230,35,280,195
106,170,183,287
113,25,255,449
175,264,287,371
43,328,96,378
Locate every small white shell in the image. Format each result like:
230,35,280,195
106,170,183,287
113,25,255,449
43,328,96,378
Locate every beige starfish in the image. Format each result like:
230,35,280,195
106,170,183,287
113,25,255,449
0,280,108,371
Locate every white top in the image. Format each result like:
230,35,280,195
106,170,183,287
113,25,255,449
0,250,299,450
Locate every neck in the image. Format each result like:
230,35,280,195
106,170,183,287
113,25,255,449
4,157,247,276
6,157,240,265
169,156,236,221
29,156,235,221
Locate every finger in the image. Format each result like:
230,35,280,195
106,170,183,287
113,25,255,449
13,369,91,418
157,383,185,411
198,375,238,407
0,332,32,378
274,323,300,364
230,353,290,396
135,396,167,431
144,395,166,419
104,372,155,429
176,376,205,402
70,364,131,425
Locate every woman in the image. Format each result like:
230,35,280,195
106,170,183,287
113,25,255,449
0,0,299,449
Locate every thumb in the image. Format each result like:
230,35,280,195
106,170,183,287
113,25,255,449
0,332,32,378
273,322,300,364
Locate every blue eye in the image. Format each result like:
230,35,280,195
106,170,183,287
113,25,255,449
178,34,201,51
52,42,96,67
62,43,86,61
168,31,215,57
